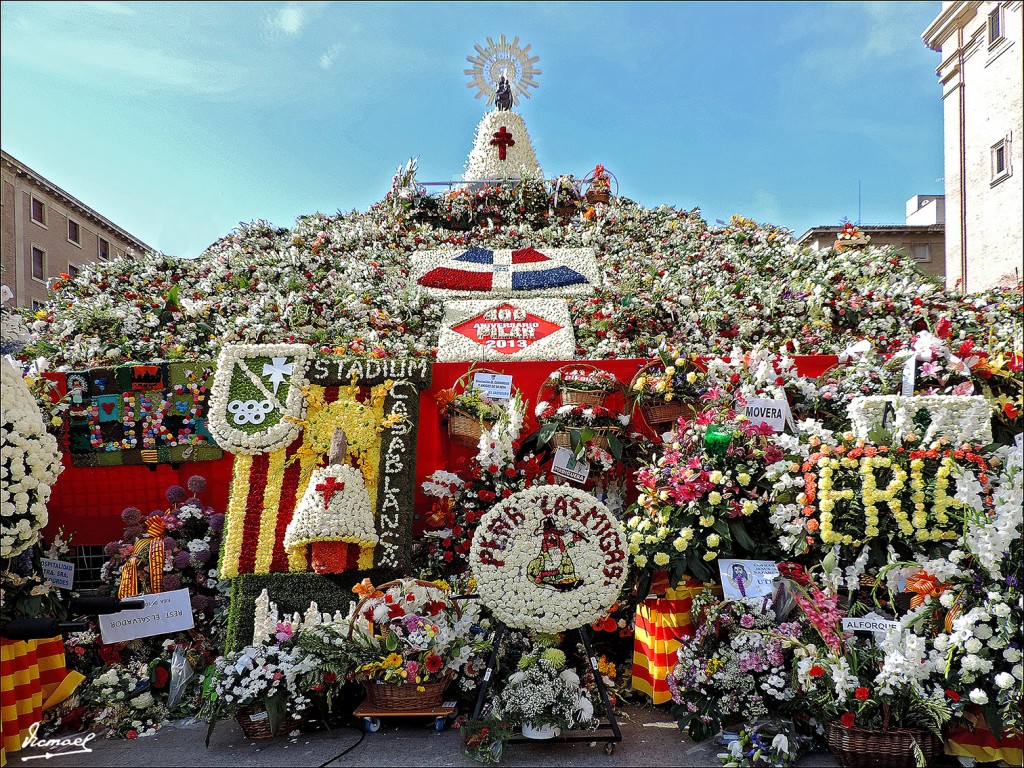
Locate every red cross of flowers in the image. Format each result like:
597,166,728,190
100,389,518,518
316,475,344,507
490,126,515,160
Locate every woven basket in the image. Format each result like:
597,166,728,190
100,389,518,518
629,360,701,428
826,722,943,768
447,407,491,449
834,238,869,253
442,368,508,448
552,204,577,221
585,190,610,205
362,673,453,711
546,363,618,409
235,703,310,740
640,400,689,426
349,579,459,712
235,704,275,739
559,387,608,407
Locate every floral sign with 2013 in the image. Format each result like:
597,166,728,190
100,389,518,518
469,485,628,633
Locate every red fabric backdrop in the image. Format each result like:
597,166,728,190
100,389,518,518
43,357,838,546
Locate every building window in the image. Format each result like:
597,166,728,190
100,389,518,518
912,244,931,263
68,219,81,245
988,6,1003,46
98,237,109,260
31,246,47,281
68,264,80,279
31,196,46,226
992,138,1011,184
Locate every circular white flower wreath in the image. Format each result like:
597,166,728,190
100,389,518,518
469,485,628,633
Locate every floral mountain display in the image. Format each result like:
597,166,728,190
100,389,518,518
17,192,1021,373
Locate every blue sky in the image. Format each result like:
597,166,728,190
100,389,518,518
1,1,944,257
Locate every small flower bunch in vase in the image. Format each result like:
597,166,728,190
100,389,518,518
490,644,598,739
718,721,801,768
460,716,511,764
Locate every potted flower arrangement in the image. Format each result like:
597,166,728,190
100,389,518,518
205,642,314,740
439,188,476,231
534,400,630,459
474,183,511,227
667,590,804,742
490,643,598,739
833,221,871,252
436,371,511,449
781,562,952,768
625,408,784,583
298,578,486,712
629,351,711,428
583,164,616,205
513,170,549,225
549,175,581,221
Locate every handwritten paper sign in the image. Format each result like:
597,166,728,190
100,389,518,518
98,588,195,643
41,558,74,590
551,447,591,484
718,559,779,600
472,372,514,401
743,399,791,434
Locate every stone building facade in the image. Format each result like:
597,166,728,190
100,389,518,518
1,150,152,308
924,1,1023,292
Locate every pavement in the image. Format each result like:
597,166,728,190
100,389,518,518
17,704,842,768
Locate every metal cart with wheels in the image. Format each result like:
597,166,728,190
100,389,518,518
353,699,458,733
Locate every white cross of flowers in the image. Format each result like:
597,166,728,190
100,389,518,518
262,357,294,395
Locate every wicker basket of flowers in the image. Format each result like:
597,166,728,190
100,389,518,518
436,368,510,448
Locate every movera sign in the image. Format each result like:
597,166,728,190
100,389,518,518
744,398,791,433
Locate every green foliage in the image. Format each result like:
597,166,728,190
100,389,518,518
224,569,396,652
